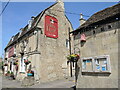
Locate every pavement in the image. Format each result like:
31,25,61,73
28,79,75,88
0,73,2,90
2,75,24,88
1,74,76,89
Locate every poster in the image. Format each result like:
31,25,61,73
86,60,91,65
102,65,106,71
96,66,100,70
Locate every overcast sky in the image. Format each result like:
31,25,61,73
1,1,118,57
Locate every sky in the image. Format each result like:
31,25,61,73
1,1,118,58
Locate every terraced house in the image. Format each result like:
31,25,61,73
4,0,73,83
71,3,120,88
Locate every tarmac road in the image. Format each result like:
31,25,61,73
1,74,75,89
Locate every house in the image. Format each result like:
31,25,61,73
4,0,74,83
71,3,120,88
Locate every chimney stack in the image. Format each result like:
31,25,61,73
79,13,86,26
56,0,63,3
56,0,64,11
20,28,23,31
28,16,35,30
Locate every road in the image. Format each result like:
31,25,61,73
1,74,75,89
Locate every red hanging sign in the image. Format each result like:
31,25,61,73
80,34,86,41
8,46,14,58
45,15,58,38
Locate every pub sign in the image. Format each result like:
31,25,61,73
45,15,58,38
8,46,14,58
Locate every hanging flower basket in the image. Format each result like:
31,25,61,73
24,60,28,63
10,72,14,77
24,60,31,65
28,61,31,63
10,72,15,80
5,71,10,76
13,62,18,65
25,62,29,65
27,69,34,76
67,54,80,62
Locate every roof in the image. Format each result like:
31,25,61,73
5,2,58,50
74,3,120,32
6,33,19,49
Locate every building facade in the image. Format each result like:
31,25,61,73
4,1,73,83
0,57,3,73
71,3,120,88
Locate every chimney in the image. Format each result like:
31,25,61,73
56,0,63,2
19,28,23,37
20,28,23,31
56,0,64,11
28,16,35,30
79,13,86,26
31,16,35,21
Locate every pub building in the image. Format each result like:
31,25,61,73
4,0,74,83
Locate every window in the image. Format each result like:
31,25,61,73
73,32,78,35
116,17,119,20
93,30,95,34
11,36,14,41
66,39,69,49
81,55,111,74
108,25,112,29
14,45,16,54
82,58,93,72
101,27,105,32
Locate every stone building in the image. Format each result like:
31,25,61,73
0,57,2,63
4,0,73,83
0,57,3,70
71,3,120,88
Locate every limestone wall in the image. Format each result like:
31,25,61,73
29,2,73,82
74,21,119,88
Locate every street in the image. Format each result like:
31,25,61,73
1,74,75,89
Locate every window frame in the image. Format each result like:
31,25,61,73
94,55,111,73
65,39,69,49
81,55,111,74
81,57,94,73
101,27,105,32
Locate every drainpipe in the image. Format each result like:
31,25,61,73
35,27,41,52
35,28,38,51
68,27,72,77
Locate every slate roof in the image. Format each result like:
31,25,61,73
5,2,57,50
6,33,19,49
73,3,120,32
5,1,73,50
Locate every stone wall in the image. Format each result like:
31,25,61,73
34,2,73,83
74,21,119,88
